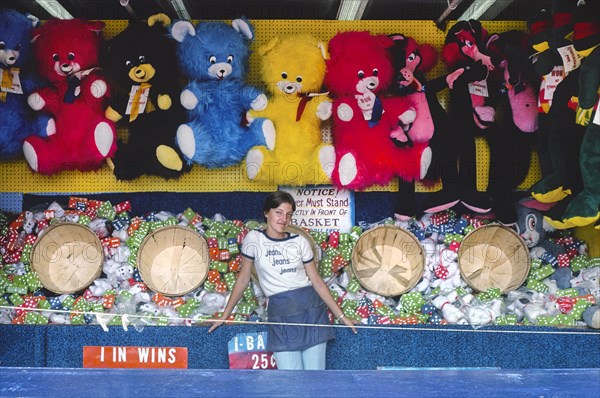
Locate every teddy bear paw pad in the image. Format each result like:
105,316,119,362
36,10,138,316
22,141,38,171
156,145,183,171
176,124,196,159
338,153,358,186
94,122,114,157
246,149,264,180
319,145,336,178
262,119,276,150
27,92,45,111
398,108,416,125
90,79,107,98
419,147,432,180
46,118,56,136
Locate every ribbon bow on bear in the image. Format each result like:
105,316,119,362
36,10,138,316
0,67,20,102
296,91,329,122
63,67,99,103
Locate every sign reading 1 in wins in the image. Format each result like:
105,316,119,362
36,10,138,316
83,346,188,368
282,186,354,233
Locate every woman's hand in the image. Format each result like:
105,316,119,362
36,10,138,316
207,317,227,333
339,314,360,334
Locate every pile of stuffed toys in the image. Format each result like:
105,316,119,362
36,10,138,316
1,1,599,229
1,197,598,328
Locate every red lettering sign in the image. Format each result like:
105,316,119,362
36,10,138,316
83,346,188,369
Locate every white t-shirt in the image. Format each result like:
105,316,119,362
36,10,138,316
241,229,314,297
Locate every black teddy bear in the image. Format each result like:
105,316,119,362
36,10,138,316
105,13,189,180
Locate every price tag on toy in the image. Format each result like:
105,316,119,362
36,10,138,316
543,66,566,101
557,44,582,73
125,84,150,116
228,332,277,370
468,79,489,97
0,68,23,94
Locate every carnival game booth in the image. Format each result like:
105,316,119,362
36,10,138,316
1,15,600,394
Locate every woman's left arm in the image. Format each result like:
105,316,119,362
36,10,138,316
305,261,358,334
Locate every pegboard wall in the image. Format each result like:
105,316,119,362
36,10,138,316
0,19,540,197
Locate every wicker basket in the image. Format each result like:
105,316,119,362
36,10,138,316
458,225,530,293
250,224,320,282
31,222,103,294
137,225,209,296
351,225,425,296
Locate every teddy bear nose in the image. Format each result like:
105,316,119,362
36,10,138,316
8,56,15,62
135,68,145,77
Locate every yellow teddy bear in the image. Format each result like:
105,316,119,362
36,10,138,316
245,34,335,185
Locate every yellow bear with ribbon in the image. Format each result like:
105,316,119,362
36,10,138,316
245,34,335,186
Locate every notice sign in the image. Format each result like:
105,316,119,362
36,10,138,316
282,186,354,233
83,346,188,369
228,332,277,369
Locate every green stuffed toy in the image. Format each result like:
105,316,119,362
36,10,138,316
529,0,585,210
244,34,334,185
553,1,600,229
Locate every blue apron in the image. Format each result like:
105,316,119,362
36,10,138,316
266,285,335,352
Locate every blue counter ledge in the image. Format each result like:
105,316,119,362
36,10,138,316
1,324,599,370
2,367,600,398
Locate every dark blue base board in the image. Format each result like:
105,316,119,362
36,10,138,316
20,191,399,224
1,367,599,398
1,324,599,370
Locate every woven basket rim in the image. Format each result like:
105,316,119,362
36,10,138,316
31,222,104,294
458,224,530,293
137,225,209,296
351,224,425,296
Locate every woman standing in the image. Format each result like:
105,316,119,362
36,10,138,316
209,191,357,370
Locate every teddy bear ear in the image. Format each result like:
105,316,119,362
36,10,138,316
26,14,40,28
486,33,501,49
389,34,406,43
376,34,395,49
171,20,195,42
259,37,279,56
316,42,329,60
148,13,171,28
86,20,105,34
417,43,439,73
232,18,254,40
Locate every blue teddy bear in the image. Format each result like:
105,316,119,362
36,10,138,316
170,18,275,168
0,9,52,159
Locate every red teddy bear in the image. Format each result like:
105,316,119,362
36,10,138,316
23,19,116,174
325,31,432,190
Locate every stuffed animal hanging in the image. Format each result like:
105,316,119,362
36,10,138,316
485,30,540,225
105,13,189,180
388,33,456,219
442,19,502,215
528,1,586,227
170,18,274,168
0,9,52,159
554,0,600,229
324,31,432,191
244,34,335,186
22,18,117,174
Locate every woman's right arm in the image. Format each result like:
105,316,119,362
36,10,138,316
208,255,254,333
